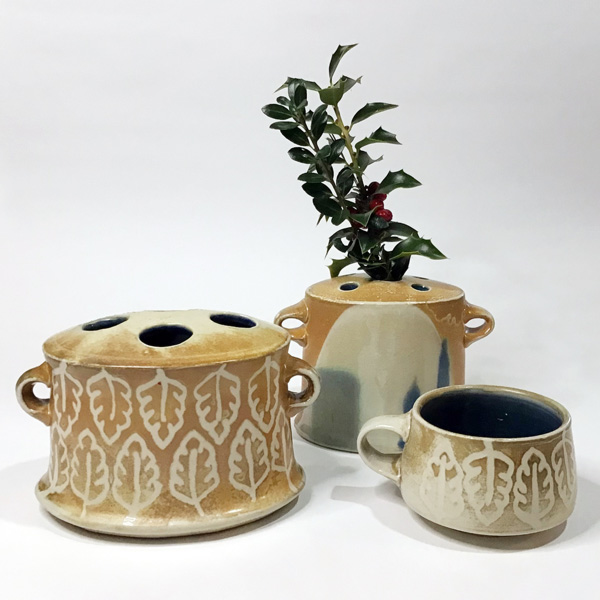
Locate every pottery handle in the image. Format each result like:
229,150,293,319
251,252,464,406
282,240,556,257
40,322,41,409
274,299,308,348
357,414,411,484
463,301,495,348
16,362,53,426
284,355,320,418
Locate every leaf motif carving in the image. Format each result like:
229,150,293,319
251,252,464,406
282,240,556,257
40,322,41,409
113,433,162,516
70,429,110,516
248,356,280,433
194,365,241,445
513,447,556,527
169,431,220,515
87,369,133,445
462,440,515,525
551,433,576,506
52,361,83,436
270,407,298,493
228,420,270,501
136,369,186,449
419,438,464,519
44,424,70,495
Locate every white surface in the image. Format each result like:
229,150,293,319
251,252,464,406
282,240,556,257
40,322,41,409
1,1,599,598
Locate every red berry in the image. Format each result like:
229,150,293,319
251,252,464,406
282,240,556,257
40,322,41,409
376,208,393,222
369,198,385,211
372,193,387,202
366,182,379,195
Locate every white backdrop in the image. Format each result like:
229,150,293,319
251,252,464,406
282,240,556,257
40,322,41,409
1,1,599,599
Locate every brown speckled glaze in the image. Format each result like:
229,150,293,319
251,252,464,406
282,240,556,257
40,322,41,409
275,274,494,452
16,310,320,537
358,386,577,536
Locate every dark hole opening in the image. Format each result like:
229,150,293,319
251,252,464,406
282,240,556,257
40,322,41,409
210,314,256,328
411,284,430,292
139,324,193,347
420,389,563,438
340,282,359,291
82,316,129,331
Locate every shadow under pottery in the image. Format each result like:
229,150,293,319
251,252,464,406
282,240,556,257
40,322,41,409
331,476,600,552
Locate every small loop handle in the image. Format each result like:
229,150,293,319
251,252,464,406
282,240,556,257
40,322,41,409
463,302,495,348
16,362,53,426
274,299,308,347
284,355,320,418
357,414,412,483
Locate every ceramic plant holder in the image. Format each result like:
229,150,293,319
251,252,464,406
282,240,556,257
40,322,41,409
16,310,320,537
275,274,494,452
358,385,577,536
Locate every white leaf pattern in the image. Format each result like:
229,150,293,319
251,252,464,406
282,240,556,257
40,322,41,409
53,361,83,436
228,420,270,501
70,429,110,516
462,440,515,526
248,356,280,433
113,433,162,516
87,369,133,445
419,438,464,519
44,424,70,496
136,369,186,449
194,365,241,445
169,431,220,515
551,432,576,505
513,447,555,527
270,407,298,493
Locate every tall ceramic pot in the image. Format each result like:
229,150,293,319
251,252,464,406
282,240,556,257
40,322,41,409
275,274,494,452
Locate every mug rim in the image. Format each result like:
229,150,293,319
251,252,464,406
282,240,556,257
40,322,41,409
412,384,571,442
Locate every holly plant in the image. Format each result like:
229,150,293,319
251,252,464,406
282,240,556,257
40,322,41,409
262,44,446,281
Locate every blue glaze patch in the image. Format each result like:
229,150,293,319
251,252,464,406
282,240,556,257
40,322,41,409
397,438,406,450
403,380,422,413
437,340,450,387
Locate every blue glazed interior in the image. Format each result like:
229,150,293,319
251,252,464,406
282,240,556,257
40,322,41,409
210,314,256,328
420,389,563,438
139,324,193,347
82,316,128,331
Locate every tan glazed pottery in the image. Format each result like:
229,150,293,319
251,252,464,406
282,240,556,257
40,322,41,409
358,385,577,536
16,310,320,537
275,274,494,452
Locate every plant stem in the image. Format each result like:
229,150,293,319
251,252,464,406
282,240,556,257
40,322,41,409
333,104,366,193
297,114,346,205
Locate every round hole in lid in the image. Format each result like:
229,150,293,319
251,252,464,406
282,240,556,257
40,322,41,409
82,316,129,331
340,282,359,291
139,324,193,347
210,314,256,328
411,284,430,292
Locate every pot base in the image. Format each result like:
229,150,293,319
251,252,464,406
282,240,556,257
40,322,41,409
294,420,358,453
36,478,303,538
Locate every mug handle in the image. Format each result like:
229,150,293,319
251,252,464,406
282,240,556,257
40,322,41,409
16,362,53,426
284,355,320,418
463,302,495,348
274,299,308,347
357,414,411,483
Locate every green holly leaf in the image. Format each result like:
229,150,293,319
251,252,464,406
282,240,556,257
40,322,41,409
385,222,418,237
350,208,375,227
357,230,380,254
262,104,292,120
324,122,343,135
281,127,310,146
302,182,332,198
356,150,383,172
288,147,315,164
351,102,397,125
378,170,422,194
328,44,358,82
298,172,326,183
336,166,355,196
328,255,357,278
390,234,446,260
313,196,347,226
276,77,321,92
319,85,344,106
355,127,401,150
328,139,347,162
311,104,329,140
327,227,354,254
270,121,298,130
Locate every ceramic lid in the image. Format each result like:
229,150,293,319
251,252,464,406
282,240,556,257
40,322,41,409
306,274,464,304
43,310,289,368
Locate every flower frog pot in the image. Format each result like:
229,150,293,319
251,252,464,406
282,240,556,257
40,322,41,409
275,274,494,452
15,310,320,537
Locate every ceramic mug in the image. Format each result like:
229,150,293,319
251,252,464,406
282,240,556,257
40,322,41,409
276,274,494,452
16,310,320,537
358,385,576,535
